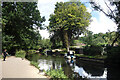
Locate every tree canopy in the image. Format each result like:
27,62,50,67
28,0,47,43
48,2,91,51
2,2,45,53
79,31,119,46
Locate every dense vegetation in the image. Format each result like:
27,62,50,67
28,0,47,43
71,31,119,56
15,50,26,59
2,2,52,55
78,31,119,46
45,68,68,78
30,61,40,69
48,2,91,51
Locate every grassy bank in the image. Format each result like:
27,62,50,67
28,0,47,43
30,60,68,79
52,49,107,59
75,54,107,59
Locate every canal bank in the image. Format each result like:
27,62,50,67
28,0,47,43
76,56,105,64
48,48,106,59
47,50,106,64
26,53,107,80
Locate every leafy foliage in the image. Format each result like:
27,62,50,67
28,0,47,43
79,31,118,46
105,46,120,60
27,50,36,54
48,2,91,51
15,50,26,58
45,68,68,78
30,61,40,69
83,45,103,56
26,53,40,62
38,39,52,49
2,2,45,53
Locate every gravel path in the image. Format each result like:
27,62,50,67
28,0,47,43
0,56,49,79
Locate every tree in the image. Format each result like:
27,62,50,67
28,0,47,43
2,2,45,52
48,2,91,51
50,31,63,49
90,1,120,46
78,31,118,46
84,30,93,45
38,38,52,49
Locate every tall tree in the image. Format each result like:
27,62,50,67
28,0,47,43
48,2,91,51
2,2,45,52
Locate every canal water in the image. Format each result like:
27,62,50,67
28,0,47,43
26,54,107,80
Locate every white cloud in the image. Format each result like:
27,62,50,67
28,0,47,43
88,0,117,34
37,0,64,39
89,12,117,34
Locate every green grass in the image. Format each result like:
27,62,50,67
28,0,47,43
75,54,107,59
30,61,40,69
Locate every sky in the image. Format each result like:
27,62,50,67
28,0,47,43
37,0,117,39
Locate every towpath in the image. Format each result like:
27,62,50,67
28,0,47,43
0,56,49,79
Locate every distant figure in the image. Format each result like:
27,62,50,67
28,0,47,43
2,49,9,61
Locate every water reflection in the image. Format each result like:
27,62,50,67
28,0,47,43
74,66,107,78
38,59,61,71
37,55,107,80
66,59,107,80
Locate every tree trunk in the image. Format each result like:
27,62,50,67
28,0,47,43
111,34,119,46
62,30,69,52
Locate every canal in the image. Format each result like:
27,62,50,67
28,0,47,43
26,54,107,80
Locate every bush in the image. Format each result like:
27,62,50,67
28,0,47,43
83,45,103,56
105,46,120,64
30,61,40,69
28,50,36,54
105,46,120,80
15,50,26,58
45,68,68,78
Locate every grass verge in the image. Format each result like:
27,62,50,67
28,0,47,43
30,61,40,69
75,54,107,59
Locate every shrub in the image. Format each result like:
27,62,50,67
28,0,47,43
15,50,26,58
105,46,120,80
28,50,36,54
83,45,103,56
30,61,40,69
45,68,68,78
105,46,120,64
